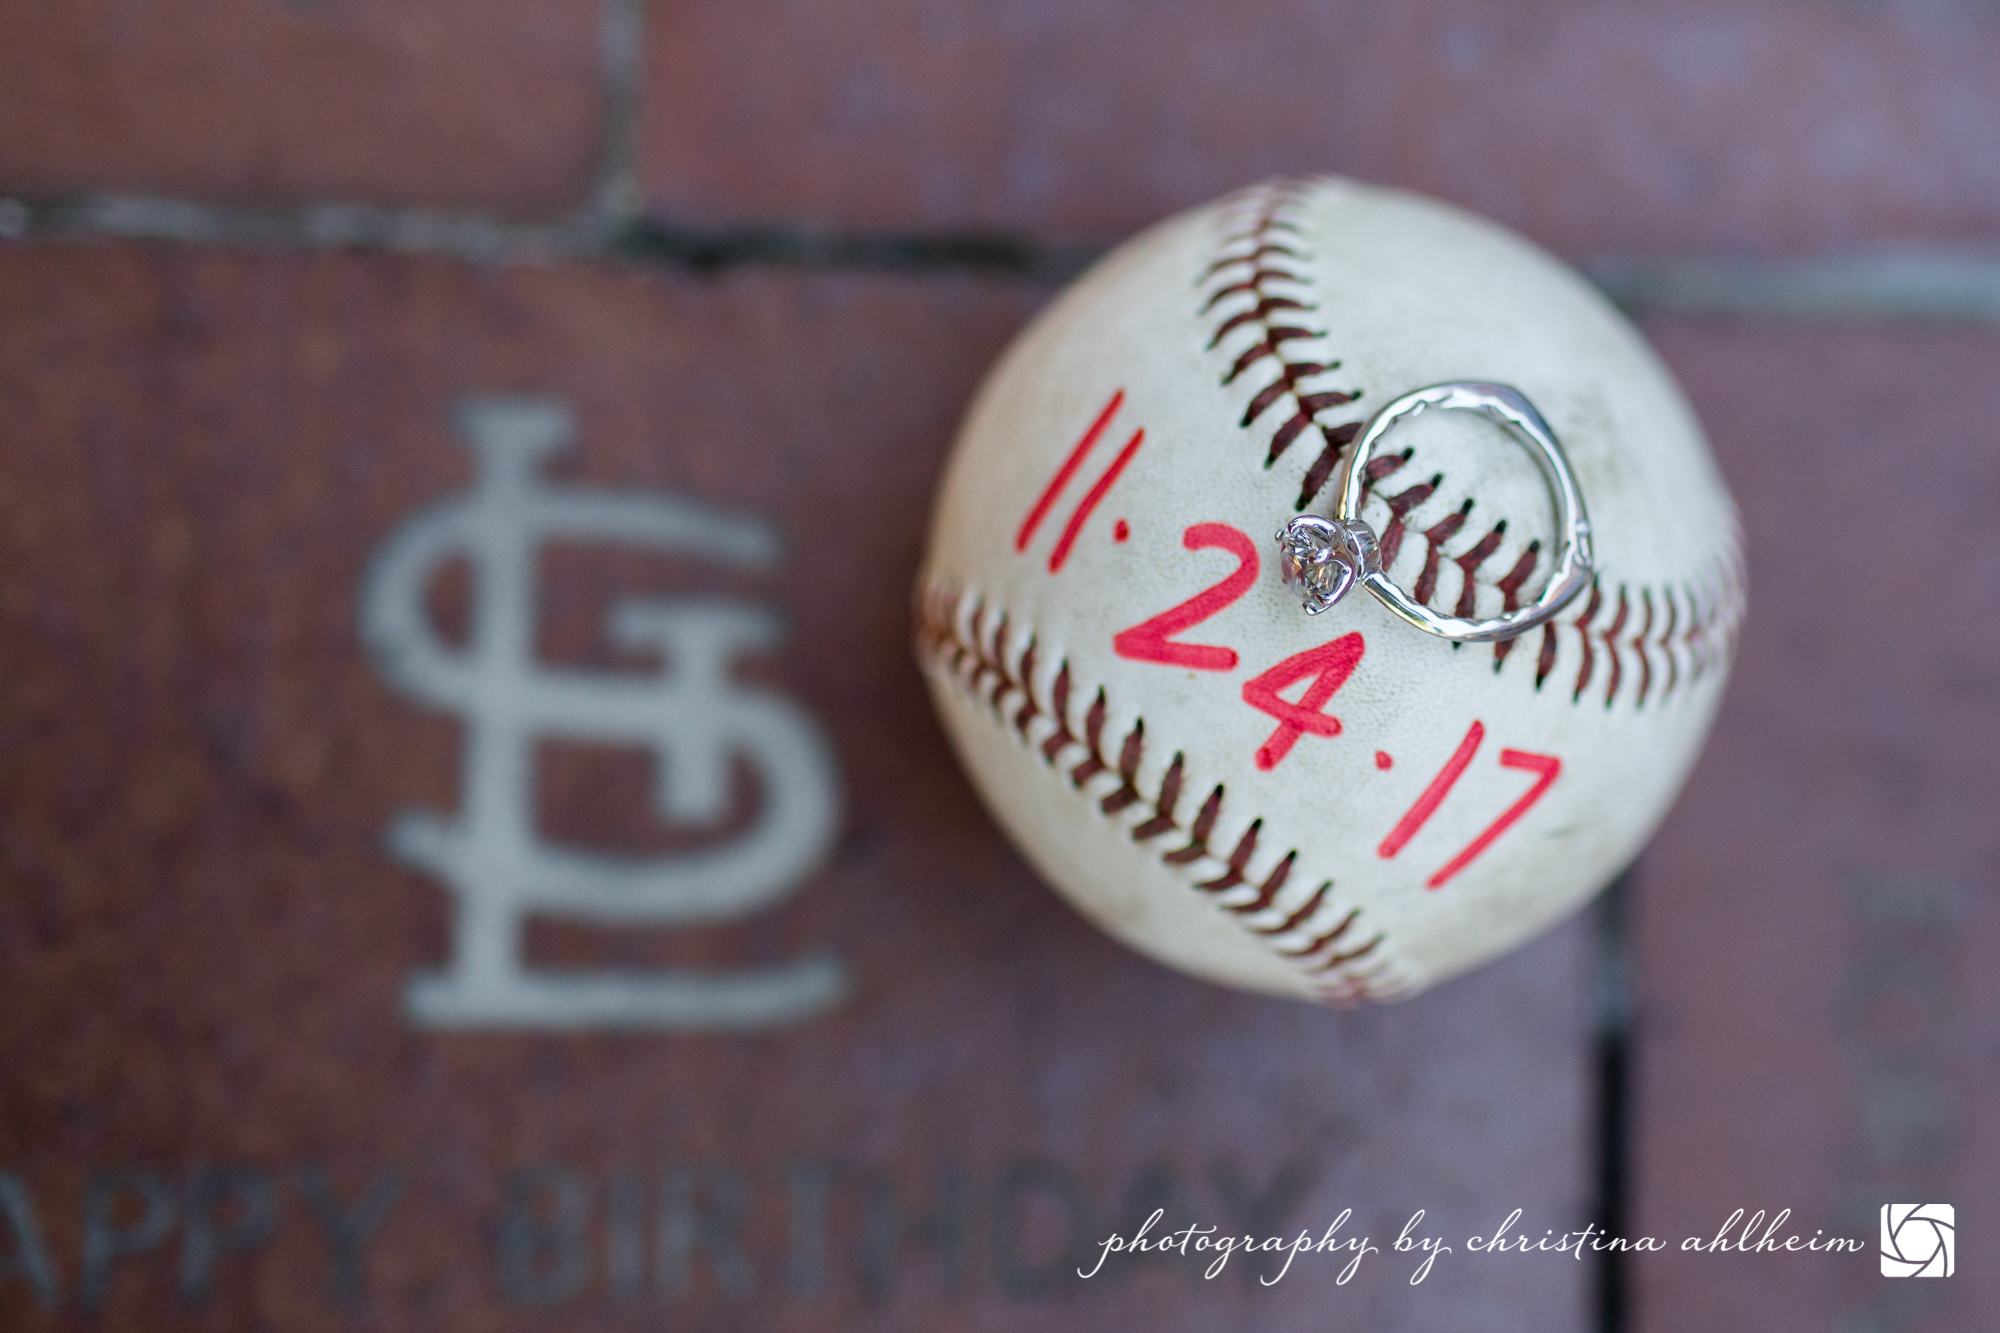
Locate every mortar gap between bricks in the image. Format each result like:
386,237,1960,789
1591,867,1637,1333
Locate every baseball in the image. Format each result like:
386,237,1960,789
915,177,1743,1002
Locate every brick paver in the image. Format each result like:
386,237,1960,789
0,0,603,214
1632,321,1999,1332
644,0,2000,254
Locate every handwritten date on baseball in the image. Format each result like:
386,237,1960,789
1109,521,1361,771
1103,521,1560,886
1241,634,1365,771
1109,523,1257,672
1378,722,1563,889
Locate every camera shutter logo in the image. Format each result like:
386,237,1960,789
1880,1205,1953,1277
362,399,845,1031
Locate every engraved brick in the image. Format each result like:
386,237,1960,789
0,0,601,213
0,242,1593,1329
1632,322,1999,1331
642,0,2000,254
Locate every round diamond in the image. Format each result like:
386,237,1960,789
1275,517,1367,615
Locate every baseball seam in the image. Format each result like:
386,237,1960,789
1203,179,1747,709
1200,178,1364,510
917,577,1396,1003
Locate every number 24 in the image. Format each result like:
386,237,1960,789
1110,521,1559,887
1111,522,1360,772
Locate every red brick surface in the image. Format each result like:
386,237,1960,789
2,2,1993,1328
0,0,601,214
0,244,1593,1332
1632,322,1999,1331
644,0,2000,254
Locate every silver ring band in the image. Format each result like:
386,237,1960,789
1275,381,1594,644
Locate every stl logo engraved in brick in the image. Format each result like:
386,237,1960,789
362,399,844,1030
1880,1205,1954,1277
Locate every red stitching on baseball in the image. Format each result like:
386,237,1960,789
1199,242,1305,283
1452,522,1507,620
1413,497,1468,606
1260,876,1327,934
1491,540,1543,672
1280,908,1360,958
1657,589,1680,700
1199,184,1364,498
1164,787,1224,866
1602,587,1630,707
1041,663,1075,761
1295,421,1363,509
1373,467,1436,577
1096,719,1145,815
1533,623,1558,689
1071,689,1111,786
1130,754,1182,842
1209,297,1314,347
1198,820,1261,892
1630,588,1656,708
1316,936,1384,971
1233,852,1295,915
1571,581,1602,702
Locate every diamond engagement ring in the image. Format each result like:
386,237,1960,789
1275,381,1594,644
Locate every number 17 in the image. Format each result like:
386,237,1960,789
1378,721,1561,889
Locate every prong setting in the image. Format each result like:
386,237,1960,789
1275,516,1378,616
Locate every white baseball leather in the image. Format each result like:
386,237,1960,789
917,178,1743,1001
